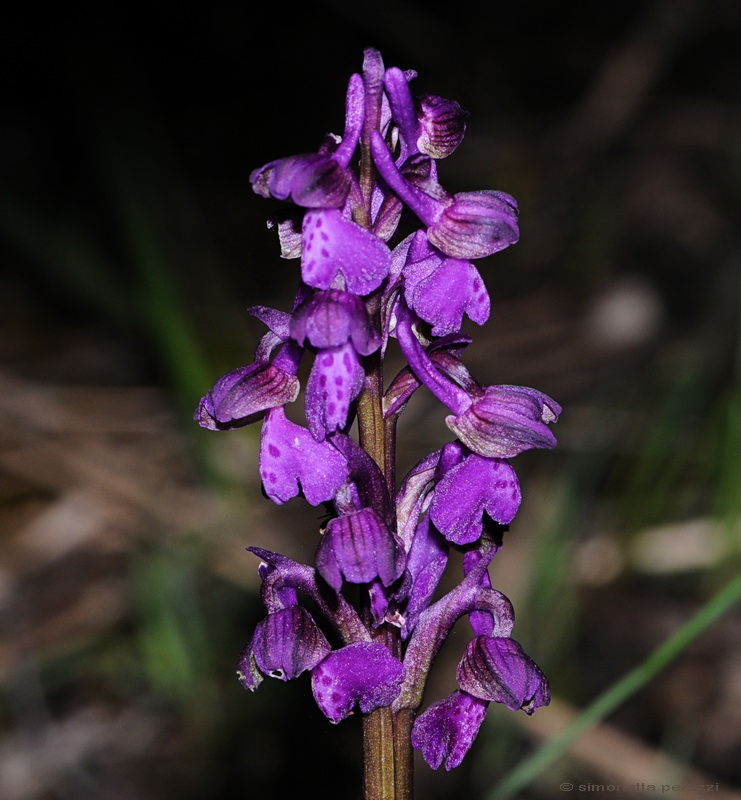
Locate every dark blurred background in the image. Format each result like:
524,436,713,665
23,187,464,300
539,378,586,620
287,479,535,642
1,1,740,798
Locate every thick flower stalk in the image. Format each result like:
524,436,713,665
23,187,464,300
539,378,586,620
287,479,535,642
196,49,560,800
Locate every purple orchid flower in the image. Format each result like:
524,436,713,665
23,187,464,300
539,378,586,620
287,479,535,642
259,407,348,505
312,642,405,723
291,289,381,438
300,208,392,295
315,507,405,591
383,66,468,161
401,230,490,337
249,73,364,209
457,635,550,714
411,690,489,771
197,48,560,790
429,452,522,544
371,130,519,260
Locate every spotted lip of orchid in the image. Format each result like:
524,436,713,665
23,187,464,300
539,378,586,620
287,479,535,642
410,690,488,771
401,231,490,337
259,407,348,505
311,642,405,724
291,289,381,440
429,453,521,544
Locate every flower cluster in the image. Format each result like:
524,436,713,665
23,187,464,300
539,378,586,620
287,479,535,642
196,48,559,772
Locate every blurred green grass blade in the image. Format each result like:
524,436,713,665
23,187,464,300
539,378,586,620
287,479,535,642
131,545,213,706
488,570,741,800
116,184,213,409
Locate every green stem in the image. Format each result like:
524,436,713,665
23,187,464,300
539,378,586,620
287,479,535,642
356,51,413,793
357,322,413,800
363,706,414,800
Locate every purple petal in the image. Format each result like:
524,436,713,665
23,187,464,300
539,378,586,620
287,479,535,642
251,606,332,681
247,305,293,341
311,642,405,723
447,385,560,459
383,66,420,160
429,454,521,544
457,636,550,714
248,547,371,645
259,407,348,505
399,514,449,638
290,289,380,355
315,507,405,591
301,209,391,295
250,153,351,208
195,362,300,430
411,690,488,770
405,253,490,336
416,95,468,159
305,343,365,439
427,190,519,260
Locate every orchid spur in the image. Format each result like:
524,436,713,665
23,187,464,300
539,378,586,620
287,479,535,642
196,48,559,800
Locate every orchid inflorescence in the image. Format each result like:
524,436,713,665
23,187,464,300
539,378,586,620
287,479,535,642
196,48,559,779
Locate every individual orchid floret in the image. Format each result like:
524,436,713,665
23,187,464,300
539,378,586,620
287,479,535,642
249,605,332,682
383,67,468,161
398,536,515,710
291,289,381,438
194,361,300,430
194,305,301,430
247,547,371,646
290,289,380,355
301,208,392,295
456,636,550,714
249,74,364,209
315,507,405,591
401,230,490,336
259,407,348,505
371,131,519,260
429,452,521,544
311,642,405,723
250,152,353,209
430,453,522,544
446,384,561,459
411,690,488,771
